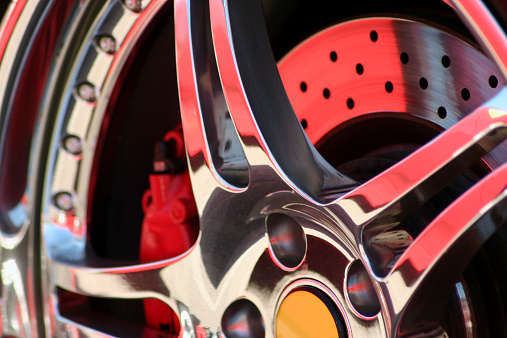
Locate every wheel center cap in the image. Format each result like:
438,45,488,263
276,289,346,337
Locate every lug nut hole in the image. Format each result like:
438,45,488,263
346,260,381,318
266,213,306,270
222,299,264,338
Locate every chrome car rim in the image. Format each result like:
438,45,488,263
1,0,507,337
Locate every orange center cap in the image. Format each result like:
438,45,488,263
276,290,342,337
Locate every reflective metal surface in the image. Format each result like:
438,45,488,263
1,0,507,337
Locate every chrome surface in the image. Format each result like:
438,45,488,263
346,260,381,319
1,0,507,337
266,213,307,271
455,281,474,338
0,0,77,335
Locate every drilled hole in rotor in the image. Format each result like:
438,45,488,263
370,30,378,42
323,88,331,99
301,119,308,129
438,106,447,119
400,52,409,64
419,77,428,90
330,51,337,62
222,299,265,338
385,81,393,93
461,88,470,101
489,75,498,88
266,213,307,270
300,81,307,92
356,63,364,75
442,55,451,68
347,98,354,109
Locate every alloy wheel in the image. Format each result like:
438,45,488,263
1,0,507,337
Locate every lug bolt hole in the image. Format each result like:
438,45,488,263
222,299,264,338
266,213,306,270
346,260,381,318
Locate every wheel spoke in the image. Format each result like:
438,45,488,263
335,87,507,239
52,260,173,301
175,0,249,195
52,234,270,330
325,87,507,335
382,159,507,335
208,0,356,200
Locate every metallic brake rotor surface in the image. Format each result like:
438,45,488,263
279,17,504,147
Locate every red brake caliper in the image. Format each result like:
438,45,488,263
140,125,199,333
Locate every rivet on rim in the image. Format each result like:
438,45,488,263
123,0,143,13
95,35,116,54
61,134,83,155
52,192,75,212
75,82,96,102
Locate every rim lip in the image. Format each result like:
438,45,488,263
273,278,352,337
41,0,170,266
33,0,176,335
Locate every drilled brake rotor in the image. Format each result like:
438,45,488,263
279,17,504,147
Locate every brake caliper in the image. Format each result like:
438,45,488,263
140,125,198,333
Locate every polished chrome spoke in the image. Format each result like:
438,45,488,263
52,260,173,301
382,159,507,336
335,87,507,239
175,0,249,197
208,0,357,200
325,87,507,335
